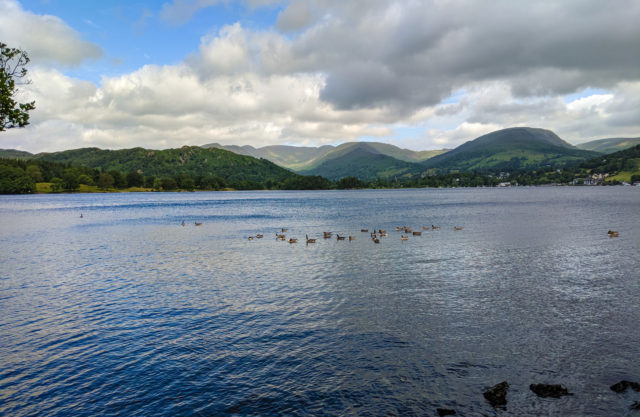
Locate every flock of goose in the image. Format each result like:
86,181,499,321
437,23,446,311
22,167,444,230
247,225,464,244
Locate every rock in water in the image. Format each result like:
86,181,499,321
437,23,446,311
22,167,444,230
483,381,509,406
437,408,456,416
610,380,640,393
530,383,573,398
630,401,640,410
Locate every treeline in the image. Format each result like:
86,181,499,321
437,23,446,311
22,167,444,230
0,158,232,193
0,157,500,194
0,158,368,194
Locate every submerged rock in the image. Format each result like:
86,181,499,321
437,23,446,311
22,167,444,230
610,380,640,393
529,383,573,398
437,408,456,416
483,381,509,407
630,401,640,411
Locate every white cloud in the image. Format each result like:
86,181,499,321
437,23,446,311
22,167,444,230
2,1,639,153
0,0,102,66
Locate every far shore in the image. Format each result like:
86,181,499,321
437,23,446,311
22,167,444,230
14,181,635,195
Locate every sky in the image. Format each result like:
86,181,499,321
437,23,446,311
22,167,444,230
1,0,639,153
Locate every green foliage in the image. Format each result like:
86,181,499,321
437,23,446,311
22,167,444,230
97,173,114,189
0,163,35,193
581,145,640,174
279,175,331,190
160,177,178,190
61,168,81,191
50,177,63,192
25,164,42,181
336,176,367,189
32,146,299,188
1,43,35,131
126,171,143,187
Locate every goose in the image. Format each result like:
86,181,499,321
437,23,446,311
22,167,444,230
401,235,409,241
608,230,619,237
323,231,332,238
336,234,345,240
372,237,380,244
379,231,388,237
422,226,430,231
194,222,202,226
361,229,368,233
454,226,463,231
281,228,288,232
396,227,404,231
256,234,264,239
288,238,298,243
306,234,316,243
80,213,83,218
431,225,440,230
378,229,386,234
181,220,185,226
248,236,254,240
276,233,286,240
412,231,422,236
348,236,355,241
404,227,412,233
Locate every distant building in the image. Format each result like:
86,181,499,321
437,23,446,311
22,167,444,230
572,173,609,185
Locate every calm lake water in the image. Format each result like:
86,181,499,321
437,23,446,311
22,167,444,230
1,187,639,416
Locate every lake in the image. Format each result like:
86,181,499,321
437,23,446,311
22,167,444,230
1,187,639,416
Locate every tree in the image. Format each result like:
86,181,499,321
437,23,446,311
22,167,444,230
126,171,143,187
97,173,114,189
1,43,35,131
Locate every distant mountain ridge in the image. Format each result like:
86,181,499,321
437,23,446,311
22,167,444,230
2,127,621,182
203,141,446,171
576,137,640,154
422,127,600,172
298,143,428,180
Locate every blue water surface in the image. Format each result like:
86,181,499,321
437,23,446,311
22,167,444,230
1,187,639,416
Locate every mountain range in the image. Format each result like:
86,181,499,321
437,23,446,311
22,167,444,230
3,127,638,182
576,137,640,154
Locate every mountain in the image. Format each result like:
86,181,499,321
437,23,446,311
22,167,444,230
31,146,299,185
298,142,426,180
203,143,334,171
421,127,600,172
576,137,640,154
0,149,34,159
203,141,446,171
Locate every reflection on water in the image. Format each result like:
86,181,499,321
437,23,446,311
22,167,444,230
1,188,639,416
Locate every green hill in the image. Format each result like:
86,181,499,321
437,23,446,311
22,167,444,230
298,143,425,180
576,137,640,154
0,149,34,159
422,127,600,173
580,144,640,183
31,146,299,186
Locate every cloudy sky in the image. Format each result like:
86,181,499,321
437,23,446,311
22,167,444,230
1,0,638,153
